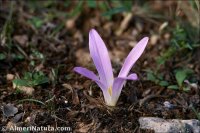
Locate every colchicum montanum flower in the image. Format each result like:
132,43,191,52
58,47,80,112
74,29,149,106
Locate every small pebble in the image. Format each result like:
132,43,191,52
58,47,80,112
163,101,175,109
6,74,15,81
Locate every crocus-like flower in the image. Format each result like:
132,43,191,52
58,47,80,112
74,29,149,106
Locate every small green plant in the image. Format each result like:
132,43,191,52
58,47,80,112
31,49,45,61
18,98,45,106
168,68,193,91
161,25,197,91
0,52,24,61
102,1,132,16
1,1,25,61
29,49,45,66
1,1,14,49
28,17,45,29
49,67,58,87
157,25,199,65
191,107,200,120
13,71,49,88
146,69,169,87
0,53,6,60
146,67,194,92
148,21,199,91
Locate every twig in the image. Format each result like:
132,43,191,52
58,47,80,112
139,94,166,107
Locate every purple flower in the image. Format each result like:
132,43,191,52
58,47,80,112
74,29,149,106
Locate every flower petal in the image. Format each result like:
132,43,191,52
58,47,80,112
111,78,125,106
121,73,138,80
73,67,106,90
89,29,114,88
111,73,138,106
118,37,149,77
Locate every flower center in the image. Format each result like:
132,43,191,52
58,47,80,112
108,86,112,96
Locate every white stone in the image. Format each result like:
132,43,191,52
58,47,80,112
139,117,200,133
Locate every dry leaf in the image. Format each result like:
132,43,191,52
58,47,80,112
75,120,97,132
65,16,78,30
6,121,17,130
17,86,35,95
72,89,80,105
67,110,79,118
115,13,133,36
75,49,91,66
62,83,73,91
14,35,28,47
150,34,159,45
159,22,168,33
